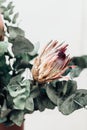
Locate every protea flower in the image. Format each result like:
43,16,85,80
0,14,4,41
32,40,71,83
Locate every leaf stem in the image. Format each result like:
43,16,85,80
74,99,87,110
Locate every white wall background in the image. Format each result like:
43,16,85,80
11,0,87,130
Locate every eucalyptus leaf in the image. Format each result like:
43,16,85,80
0,117,7,123
25,97,34,111
7,1,13,10
21,68,33,80
17,54,33,69
0,100,11,118
4,11,11,22
8,75,31,110
8,74,22,87
6,2,14,15
8,26,25,40
30,88,40,98
54,80,77,97
10,110,24,126
0,0,6,4
58,94,77,115
0,55,11,86
42,97,55,109
58,89,87,115
0,41,8,56
9,87,26,98
8,75,30,97
20,80,30,97
14,59,32,70
34,97,45,112
29,41,40,56
9,7,14,15
62,80,77,96
13,95,26,110
46,85,58,105
12,36,34,56
70,67,82,78
6,94,13,108
68,55,87,78
7,75,22,97
0,109,11,118
74,89,87,108
0,6,6,14
12,12,19,24
57,97,63,107
71,55,87,69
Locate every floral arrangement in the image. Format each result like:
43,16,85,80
0,0,87,127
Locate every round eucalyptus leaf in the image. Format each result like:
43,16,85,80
10,110,24,126
46,85,58,105
13,95,26,110
0,41,8,56
8,26,25,40
25,97,34,111
12,36,34,56
58,94,77,115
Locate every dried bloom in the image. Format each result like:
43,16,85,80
0,14,4,41
32,40,70,83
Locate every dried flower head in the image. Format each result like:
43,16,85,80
32,40,71,83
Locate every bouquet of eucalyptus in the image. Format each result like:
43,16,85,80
0,0,87,127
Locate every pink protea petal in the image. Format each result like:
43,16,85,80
39,40,52,57
46,66,69,82
44,40,58,53
61,56,70,70
31,57,40,80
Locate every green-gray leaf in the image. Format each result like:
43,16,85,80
8,26,25,40
62,80,77,96
58,94,77,115
74,89,87,108
0,100,11,118
0,0,6,4
34,98,45,112
70,67,82,78
46,85,58,105
10,110,24,126
7,1,13,10
29,42,40,56
25,97,34,111
0,6,6,14
12,12,19,24
9,87,26,98
0,117,7,123
72,55,87,69
0,41,8,56
4,10,11,22
42,97,55,109
13,95,26,110
12,36,34,56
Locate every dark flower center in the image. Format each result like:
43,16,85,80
58,51,66,59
